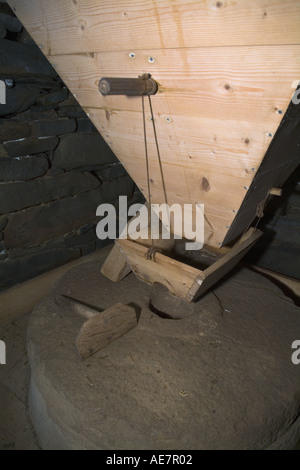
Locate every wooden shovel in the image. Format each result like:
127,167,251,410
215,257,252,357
55,296,137,360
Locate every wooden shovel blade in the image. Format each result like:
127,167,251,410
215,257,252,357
75,303,137,360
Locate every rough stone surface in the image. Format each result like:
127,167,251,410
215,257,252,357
53,133,117,170
36,88,69,106
31,118,76,138
4,135,59,157
0,39,57,78
0,119,31,142
27,262,300,450
0,154,49,181
46,167,65,177
57,106,87,118
16,108,58,122
0,216,7,231
18,27,35,46
0,144,7,157
150,283,197,319
4,190,101,249
0,24,6,39
0,85,40,116
57,94,78,108
0,13,22,33
0,246,81,292
95,163,128,181
77,118,97,134
0,172,100,214
4,177,134,248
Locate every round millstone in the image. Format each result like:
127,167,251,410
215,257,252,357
27,261,300,449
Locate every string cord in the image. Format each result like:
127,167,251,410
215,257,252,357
141,95,169,260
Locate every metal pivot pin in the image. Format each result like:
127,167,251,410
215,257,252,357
99,74,158,96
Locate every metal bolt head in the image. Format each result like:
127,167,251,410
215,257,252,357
99,79,110,95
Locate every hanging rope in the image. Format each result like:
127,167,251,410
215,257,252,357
148,95,169,210
141,95,169,261
142,95,156,260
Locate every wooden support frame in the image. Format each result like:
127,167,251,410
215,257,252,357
102,227,262,302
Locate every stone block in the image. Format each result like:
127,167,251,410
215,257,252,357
0,171,100,214
0,154,49,181
4,136,59,157
0,84,40,116
4,177,134,248
53,133,117,170
0,39,57,78
0,119,31,142
31,118,76,137
36,88,69,106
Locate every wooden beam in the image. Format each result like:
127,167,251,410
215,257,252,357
116,227,262,301
187,228,263,301
117,238,200,299
8,0,300,55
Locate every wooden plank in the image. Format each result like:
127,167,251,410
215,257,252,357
75,302,137,360
117,238,201,299
87,109,270,176
49,46,299,125
8,0,300,55
101,244,132,282
187,228,263,300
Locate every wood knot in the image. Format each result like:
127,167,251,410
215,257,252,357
201,177,210,192
215,1,224,8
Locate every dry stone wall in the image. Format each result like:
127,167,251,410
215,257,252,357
0,2,142,291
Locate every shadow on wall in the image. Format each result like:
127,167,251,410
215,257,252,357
245,166,300,279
